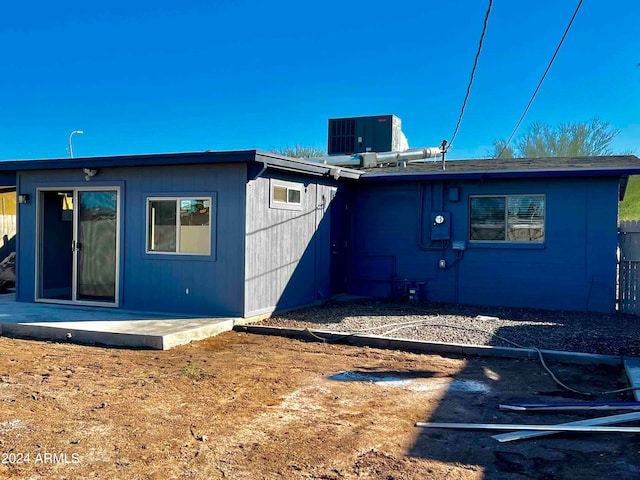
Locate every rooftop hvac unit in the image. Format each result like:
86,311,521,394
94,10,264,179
327,115,408,155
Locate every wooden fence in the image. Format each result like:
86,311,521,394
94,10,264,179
0,214,16,242
619,220,640,315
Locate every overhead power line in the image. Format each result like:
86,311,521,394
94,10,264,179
448,0,493,151
497,0,584,158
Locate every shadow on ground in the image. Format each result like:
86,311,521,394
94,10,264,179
271,299,640,478
407,323,640,480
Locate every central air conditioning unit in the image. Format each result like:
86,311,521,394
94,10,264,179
327,114,409,155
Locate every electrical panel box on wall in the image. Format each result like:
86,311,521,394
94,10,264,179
430,212,451,240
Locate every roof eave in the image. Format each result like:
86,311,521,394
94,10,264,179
256,151,362,180
0,150,364,181
0,150,260,171
359,167,640,182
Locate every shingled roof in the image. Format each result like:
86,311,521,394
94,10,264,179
368,155,640,173
359,155,640,182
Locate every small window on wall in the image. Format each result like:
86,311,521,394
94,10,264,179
269,179,303,211
469,195,545,243
147,197,211,255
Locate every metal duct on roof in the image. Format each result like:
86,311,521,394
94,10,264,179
359,147,442,168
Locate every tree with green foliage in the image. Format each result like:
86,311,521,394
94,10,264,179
490,119,621,158
620,176,640,221
270,145,325,158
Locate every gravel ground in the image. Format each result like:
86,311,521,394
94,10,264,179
259,300,640,357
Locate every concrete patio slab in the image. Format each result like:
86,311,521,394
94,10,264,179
0,293,236,350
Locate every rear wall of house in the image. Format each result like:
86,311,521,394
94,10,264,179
349,177,619,313
244,172,339,317
16,163,246,316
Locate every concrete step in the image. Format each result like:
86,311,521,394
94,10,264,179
0,318,235,350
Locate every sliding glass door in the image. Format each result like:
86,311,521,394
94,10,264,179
76,190,118,303
38,188,120,306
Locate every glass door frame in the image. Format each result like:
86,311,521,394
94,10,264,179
35,186,121,307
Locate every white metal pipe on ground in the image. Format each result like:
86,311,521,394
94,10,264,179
500,402,640,412
416,423,640,433
491,410,640,442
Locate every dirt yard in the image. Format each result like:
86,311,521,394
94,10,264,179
1,332,639,479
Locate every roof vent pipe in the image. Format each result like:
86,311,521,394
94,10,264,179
440,139,448,171
359,146,442,168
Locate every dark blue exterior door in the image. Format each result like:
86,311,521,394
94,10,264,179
330,191,350,295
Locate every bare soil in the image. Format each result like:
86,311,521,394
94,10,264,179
1,332,639,479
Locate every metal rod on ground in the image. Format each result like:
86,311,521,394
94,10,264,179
500,402,640,412
415,422,640,433
624,358,640,401
492,411,640,442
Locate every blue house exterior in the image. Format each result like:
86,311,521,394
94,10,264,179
0,151,359,317
348,156,640,313
351,176,619,312
0,152,638,316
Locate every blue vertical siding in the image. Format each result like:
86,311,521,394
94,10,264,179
244,172,337,317
15,160,621,316
350,177,619,313
17,163,246,316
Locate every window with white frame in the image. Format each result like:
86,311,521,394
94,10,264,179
469,195,545,243
147,197,211,255
269,179,303,210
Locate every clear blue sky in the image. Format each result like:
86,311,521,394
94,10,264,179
1,0,638,161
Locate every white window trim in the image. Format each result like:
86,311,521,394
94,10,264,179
269,179,303,211
469,194,545,244
146,196,212,256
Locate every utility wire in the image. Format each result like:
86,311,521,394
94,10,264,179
497,0,584,158
448,0,493,152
